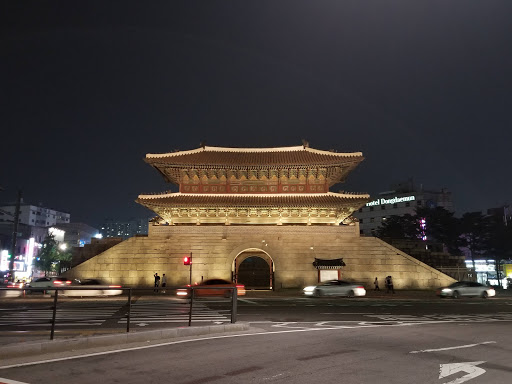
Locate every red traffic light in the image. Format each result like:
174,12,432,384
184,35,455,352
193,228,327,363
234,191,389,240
183,256,191,265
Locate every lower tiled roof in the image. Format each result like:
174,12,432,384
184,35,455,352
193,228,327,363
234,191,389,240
137,192,369,208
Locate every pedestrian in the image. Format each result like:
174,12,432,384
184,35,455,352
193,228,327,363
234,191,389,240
388,275,395,294
161,273,167,293
385,276,390,293
154,272,160,292
374,277,380,291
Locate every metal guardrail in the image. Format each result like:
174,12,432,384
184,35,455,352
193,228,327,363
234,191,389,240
0,286,238,340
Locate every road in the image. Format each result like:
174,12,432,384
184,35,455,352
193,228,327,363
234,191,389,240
0,314,511,383
1,291,512,340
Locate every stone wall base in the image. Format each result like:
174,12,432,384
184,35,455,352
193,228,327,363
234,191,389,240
65,225,455,289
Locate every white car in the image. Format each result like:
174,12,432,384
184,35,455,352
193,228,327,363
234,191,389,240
27,276,72,293
437,281,496,299
304,280,366,297
55,279,123,297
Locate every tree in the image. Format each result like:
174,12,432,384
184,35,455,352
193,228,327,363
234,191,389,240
34,234,72,275
375,214,418,239
460,212,492,269
416,207,462,255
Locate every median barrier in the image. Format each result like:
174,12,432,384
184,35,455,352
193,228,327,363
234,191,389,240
0,323,250,360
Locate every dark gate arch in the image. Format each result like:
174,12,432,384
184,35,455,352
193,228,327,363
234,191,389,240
236,255,272,289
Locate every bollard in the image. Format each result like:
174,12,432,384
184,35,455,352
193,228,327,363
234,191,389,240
50,289,58,340
231,286,237,323
188,288,194,326
127,288,132,333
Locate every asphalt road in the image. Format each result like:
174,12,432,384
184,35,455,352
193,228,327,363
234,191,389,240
1,291,512,342
1,292,512,383
0,317,511,383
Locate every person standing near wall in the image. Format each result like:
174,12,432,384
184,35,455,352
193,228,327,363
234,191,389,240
154,272,160,292
161,273,167,293
388,275,395,294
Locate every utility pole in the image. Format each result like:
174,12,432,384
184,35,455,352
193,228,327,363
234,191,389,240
9,190,22,282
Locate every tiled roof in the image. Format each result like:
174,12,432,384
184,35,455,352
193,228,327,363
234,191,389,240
137,192,369,208
145,146,363,166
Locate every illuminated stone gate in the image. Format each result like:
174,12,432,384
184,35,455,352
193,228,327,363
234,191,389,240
66,145,456,289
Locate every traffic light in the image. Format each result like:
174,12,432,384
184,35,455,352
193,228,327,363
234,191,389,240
183,255,191,265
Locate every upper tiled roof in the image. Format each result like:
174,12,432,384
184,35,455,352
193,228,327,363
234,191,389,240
145,146,363,167
137,192,369,208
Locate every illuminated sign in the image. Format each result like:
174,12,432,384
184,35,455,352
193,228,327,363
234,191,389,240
504,264,512,278
366,195,415,207
0,250,9,271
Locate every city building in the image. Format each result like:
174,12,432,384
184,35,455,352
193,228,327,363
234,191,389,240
53,222,101,248
100,218,150,239
354,180,453,236
0,222,47,280
0,201,70,227
65,145,455,289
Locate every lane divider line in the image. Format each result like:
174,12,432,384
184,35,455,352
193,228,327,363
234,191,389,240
409,341,496,354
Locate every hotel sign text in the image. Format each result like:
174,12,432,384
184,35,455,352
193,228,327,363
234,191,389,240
366,195,416,207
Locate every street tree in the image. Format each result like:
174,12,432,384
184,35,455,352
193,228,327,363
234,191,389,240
375,214,418,239
460,212,492,269
34,234,72,275
416,207,462,255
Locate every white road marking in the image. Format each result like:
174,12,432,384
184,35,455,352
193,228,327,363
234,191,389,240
0,378,31,384
321,313,380,315
410,341,496,354
439,361,486,384
238,299,260,305
263,373,284,380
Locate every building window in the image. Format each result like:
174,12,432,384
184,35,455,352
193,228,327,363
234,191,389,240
358,208,362,213
370,217,375,223
405,202,410,207
393,203,397,208
359,219,363,224
381,205,386,210
370,207,374,212
417,200,422,206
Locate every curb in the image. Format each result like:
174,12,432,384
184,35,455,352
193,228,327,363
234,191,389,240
0,323,250,359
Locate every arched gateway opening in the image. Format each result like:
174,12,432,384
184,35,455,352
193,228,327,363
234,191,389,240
233,249,273,290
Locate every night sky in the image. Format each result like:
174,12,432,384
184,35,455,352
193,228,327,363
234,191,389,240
1,1,511,229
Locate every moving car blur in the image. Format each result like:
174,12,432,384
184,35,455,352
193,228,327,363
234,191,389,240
0,281,26,297
27,276,71,293
51,279,123,297
177,279,246,297
303,280,366,297
436,281,496,299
